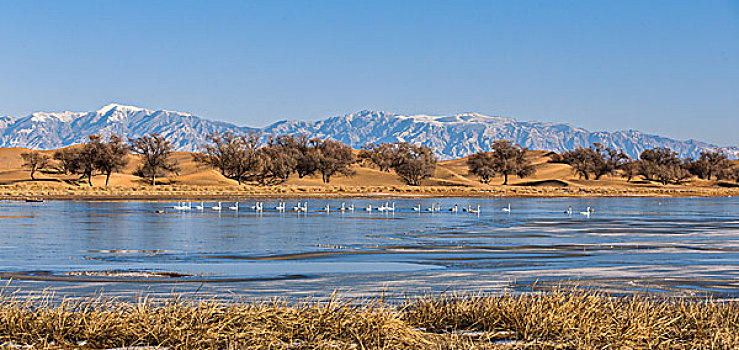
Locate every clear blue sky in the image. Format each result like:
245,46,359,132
0,0,737,145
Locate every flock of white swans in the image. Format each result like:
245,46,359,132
169,201,596,217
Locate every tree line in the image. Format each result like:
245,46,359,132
553,143,739,185
465,141,739,186
195,133,439,186
21,133,180,186
20,132,440,186
19,133,739,187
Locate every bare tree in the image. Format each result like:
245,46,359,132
256,136,298,185
491,140,535,185
561,147,598,180
20,151,50,180
638,147,690,185
621,160,641,182
466,151,496,184
294,135,321,178
359,143,398,172
392,143,437,186
591,143,630,180
76,135,103,186
95,135,129,186
53,148,81,175
313,139,355,183
194,131,262,185
561,143,628,180
129,133,180,185
686,150,732,181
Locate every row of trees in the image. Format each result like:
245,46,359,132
463,140,739,186
20,133,739,187
194,133,356,185
466,140,535,185
194,133,439,186
359,142,437,185
553,143,739,185
22,133,180,186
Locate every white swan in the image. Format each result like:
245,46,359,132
449,204,458,213
579,207,592,218
365,204,373,212
275,202,286,212
173,202,191,211
413,204,421,212
377,202,390,212
564,206,572,215
501,203,511,213
324,203,330,213
469,205,481,214
211,202,222,211
193,202,204,211
386,202,395,212
228,202,239,211
347,204,355,212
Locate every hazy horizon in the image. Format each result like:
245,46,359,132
1,1,737,145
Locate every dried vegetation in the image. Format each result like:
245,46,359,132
0,290,737,349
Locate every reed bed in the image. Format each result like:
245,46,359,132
0,290,737,349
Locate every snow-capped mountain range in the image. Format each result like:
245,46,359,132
0,103,736,160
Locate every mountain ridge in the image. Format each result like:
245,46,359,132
0,104,736,160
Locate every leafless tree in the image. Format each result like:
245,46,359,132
255,136,298,185
75,135,104,186
194,131,262,185
561,143,628,180
20,151,50,180
638,147,691,185
686,150,732,181
392,143,437,186
53,148,81,175
492,140,535,185
466,152,496,184
129,133,180,185
95,135,129,186
621,160,641,182
359,143,399,172
313,139,355,183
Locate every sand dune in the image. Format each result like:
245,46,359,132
0,147,736,199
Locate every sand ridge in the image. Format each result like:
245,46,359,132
0,147,736,199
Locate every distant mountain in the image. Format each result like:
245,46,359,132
0,104,735,160
0,104,254,152
263,110,738,160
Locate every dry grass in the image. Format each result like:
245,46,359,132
1,182,737,200
0,290,738,349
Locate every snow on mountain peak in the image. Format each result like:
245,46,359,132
395,112,513,125
29,111,82,123
96,103,146,115
0,105,735,160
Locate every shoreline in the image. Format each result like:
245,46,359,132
0,184,739,201
1,184,737,201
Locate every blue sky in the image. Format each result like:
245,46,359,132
0,0,737,145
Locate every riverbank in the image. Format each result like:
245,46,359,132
0,289,736,349
0,182,737,200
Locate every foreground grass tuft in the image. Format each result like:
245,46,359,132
0,290,737,349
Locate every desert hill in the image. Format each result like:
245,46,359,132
0,147,726,193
